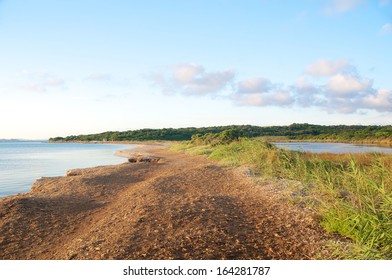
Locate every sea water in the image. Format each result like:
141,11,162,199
0,141,133,197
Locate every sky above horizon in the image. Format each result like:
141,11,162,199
0,0,391,139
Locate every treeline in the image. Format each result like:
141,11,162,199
49,126,257,142
49,123,392,143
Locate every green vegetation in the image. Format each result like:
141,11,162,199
49,123,392,145
173,135,392,259
49,126,257,142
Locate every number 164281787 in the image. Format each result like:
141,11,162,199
216,266,270,276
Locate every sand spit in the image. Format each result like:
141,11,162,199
0,143,342,259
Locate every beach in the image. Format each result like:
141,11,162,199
0,143,343,259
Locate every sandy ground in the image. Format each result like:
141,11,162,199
0,143,344,259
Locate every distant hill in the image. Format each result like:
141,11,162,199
0,139,42,142
49,123,392,143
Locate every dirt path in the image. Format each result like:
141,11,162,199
0,144,341,259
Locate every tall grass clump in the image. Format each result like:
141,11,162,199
209,139,278,175
174,137,392,259
318,156,392,259
275,150,391,259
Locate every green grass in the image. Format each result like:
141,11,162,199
170,142,213,156
172,139,392,259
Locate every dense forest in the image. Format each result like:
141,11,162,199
49,123,392,143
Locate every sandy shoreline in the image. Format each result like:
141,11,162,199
0,143,344,259
113,141,172,159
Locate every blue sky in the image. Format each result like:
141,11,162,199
0,0,391,139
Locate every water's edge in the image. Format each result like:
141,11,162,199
273,141,392,154
0,142,135,198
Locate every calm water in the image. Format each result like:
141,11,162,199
273,142,392,154
0,141,133,197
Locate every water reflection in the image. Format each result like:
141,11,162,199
273,142,392,154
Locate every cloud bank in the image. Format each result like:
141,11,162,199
149,61,392,114
295,59,391,113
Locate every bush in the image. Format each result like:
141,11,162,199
191,129,244,146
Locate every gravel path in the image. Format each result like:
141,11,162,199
0,144,341,259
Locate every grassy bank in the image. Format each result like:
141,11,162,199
172,139,392,259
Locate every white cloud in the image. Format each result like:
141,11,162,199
183,69,235,95
320,88,392,114
22,84,45,93
305,59,351,77
293,64,391,113
362,89,392,112
380,23,392,34
292,76,322,107
149,63,235,95
233,76,294,107
326,74,372,95
20,72,66,93
294,76,318,93
324,0,365,14
233,70,389,114
294,73,391,113
236,77,272,94
171,64,204,84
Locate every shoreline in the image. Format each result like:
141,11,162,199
52,138,392,148
0,141,151,199
2,140,390,200
0,143,345,260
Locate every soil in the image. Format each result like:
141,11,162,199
0,143,343,260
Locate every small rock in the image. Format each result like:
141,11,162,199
68,252,78,259
66,169,82,176
128,155,161,163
